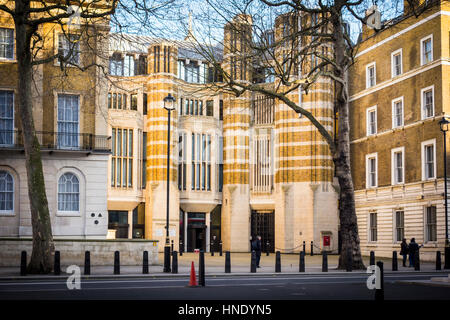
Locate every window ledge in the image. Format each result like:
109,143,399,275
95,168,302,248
0,58,16,63
56,211,81,217
0,212,15,217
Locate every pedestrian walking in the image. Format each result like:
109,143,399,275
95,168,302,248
251,235,262,268
400,238,409,267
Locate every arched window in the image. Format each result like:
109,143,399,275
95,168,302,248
58,172,79,212
0,170,13,212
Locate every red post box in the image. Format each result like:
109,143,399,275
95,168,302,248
323,235,330,247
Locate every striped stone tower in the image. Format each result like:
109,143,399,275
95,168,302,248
221,14,253,251
273,12,338,253
144,41,180,251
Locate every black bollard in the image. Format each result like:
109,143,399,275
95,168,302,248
54,251,61,276
114,251,120,275
322,251,328,272
392,251,398,271
303,241,306,253
275,251,281,273
143,251,149,274
346,247,353,272
375,261,384,301
171,240,174,255
299,251,305,272
20,251,27,276
370,251,375,266
219,241,223,256
266,241,270,256
251,251,257,273
310,241,314,256
84,251,91,275
199,250,205,286
436,251,442,271
172,251,178,274
225,251,231,273
414,250,420,271
211,241,214,256
180,241,183,256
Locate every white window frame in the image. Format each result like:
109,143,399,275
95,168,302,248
394,209,405,243
0,90,15,146
421,139,436,181
368,211,378,243
57,171,80,216
424,205,437,243
0,170,14,215
392,96,404,128
56,33,80,66
366,152,378,189
0,27,14,60
366,105,377,136
420,34,433,66
391,146,405,185
391,48,402,78
57,94,80,149
421,85,434,120
365,62,376,88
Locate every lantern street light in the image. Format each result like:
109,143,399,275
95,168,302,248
439,116,450,269
163,93,176,273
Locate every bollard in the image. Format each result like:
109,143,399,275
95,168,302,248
225,251,231,273
310,241,314,256
180,241,183,256
414,250,420,271
322,251,328,272
299,251,305,272
20,251,26,276
114,251,120,275
375,261,384,301
143,251,149,274
199,250,205,286
171,240,174,255
370,251,375,266
172,251,178,274
219,241,223,256
392,251,398,271
251,251,257,273
275,251,281,273
54,251,61,276
266,241,270,256
346,247,353,272
84,251,91,275
211,241,214,256
303,241,306,253
436,251,442,271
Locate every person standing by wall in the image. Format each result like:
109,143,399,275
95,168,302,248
400,238,409,267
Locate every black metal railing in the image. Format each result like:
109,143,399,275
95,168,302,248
0,130,111,152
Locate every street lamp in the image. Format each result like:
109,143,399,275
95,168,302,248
163,93,176,273
439,116,450,269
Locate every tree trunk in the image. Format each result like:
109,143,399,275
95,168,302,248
332,4,365,270
15,0,54,274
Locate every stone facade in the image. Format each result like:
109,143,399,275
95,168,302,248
349,0,450,261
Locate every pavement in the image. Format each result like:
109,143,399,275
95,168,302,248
0,252,447,281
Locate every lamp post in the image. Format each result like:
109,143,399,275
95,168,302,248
439,116,450,269
163,93,176,273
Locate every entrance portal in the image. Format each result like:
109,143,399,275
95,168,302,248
187,213,206,252
251,210,275,253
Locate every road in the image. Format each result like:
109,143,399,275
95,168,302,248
0,272,449,300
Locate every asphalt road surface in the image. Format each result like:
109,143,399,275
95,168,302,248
0,272,450,300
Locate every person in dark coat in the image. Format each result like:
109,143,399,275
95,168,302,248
400,238,409,267
251,235,262,268
408,238,419,267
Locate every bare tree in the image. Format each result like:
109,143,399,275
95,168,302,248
177,0,432,269
0,0,174,274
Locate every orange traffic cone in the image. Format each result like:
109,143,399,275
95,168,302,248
189,261,197,287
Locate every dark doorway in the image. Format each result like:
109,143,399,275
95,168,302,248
187,213,206,252
251,210,275,253
210,205,221,252
108,210,129,239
